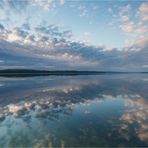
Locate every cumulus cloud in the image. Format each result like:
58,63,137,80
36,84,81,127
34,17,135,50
109,2,146,40
118,2,148,55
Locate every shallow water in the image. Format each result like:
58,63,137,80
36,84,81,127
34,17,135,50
0,74,148,147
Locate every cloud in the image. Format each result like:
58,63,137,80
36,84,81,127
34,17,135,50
125,38,148,51
141,15,148,22
0,22,148,71
15,27,29,38
83,31,92,36
120,15,129,21
120,4,131,14
78,5,87,17
109,1,147,49
7,0,29,11
120,2,148,34
59,0,65,5
117,4,131,21
108,8,113,13
35,25,72,39
137,2,148,27
34,0,65,11
34,0,53,11
0,0,29,12
0,24,4,30
22,23,30,30
120,23,135,32
138,3,148,15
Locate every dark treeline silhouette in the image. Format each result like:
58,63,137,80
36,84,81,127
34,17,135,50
0,69,147,77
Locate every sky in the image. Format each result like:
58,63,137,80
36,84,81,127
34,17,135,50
0,0,148,71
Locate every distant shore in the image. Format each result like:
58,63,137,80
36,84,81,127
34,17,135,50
0,69,147,77
0,69,115,77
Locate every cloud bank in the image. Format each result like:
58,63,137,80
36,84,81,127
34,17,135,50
0,22,148,71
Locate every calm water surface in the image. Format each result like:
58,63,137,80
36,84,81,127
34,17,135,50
0,74,148,147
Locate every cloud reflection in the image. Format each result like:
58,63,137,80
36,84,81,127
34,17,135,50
119,95,148,144
0,74,147,146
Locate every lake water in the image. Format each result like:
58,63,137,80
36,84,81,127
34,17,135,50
0,74,148,147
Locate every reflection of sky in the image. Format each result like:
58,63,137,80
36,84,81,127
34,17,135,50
0,74,148,147
120,95,148,143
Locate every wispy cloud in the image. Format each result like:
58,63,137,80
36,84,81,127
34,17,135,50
0,0,29,12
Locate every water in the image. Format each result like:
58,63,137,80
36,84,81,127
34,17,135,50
0,74,147,147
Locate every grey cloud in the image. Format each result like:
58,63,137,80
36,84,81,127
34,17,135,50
15,27,28,38
39,36,49,42
7,0,29,11
35,25,73,39
0,24,4,30
22,23,30,30
0,0,29,14
28,35,35,42
47,40,148,71
0,0,4,9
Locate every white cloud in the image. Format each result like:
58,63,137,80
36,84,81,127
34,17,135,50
78,6,87,17
120,4,131,14
34,0,65,11
108,8,113,13
139,3,148,15
120,15,129,21
120,23,135,32
119,2,148,48
141,15,148,22
137,3,148,25
34,0,54,11
83,31,92,36
59,0,65,5
133,38,148,49
135,26,148,34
